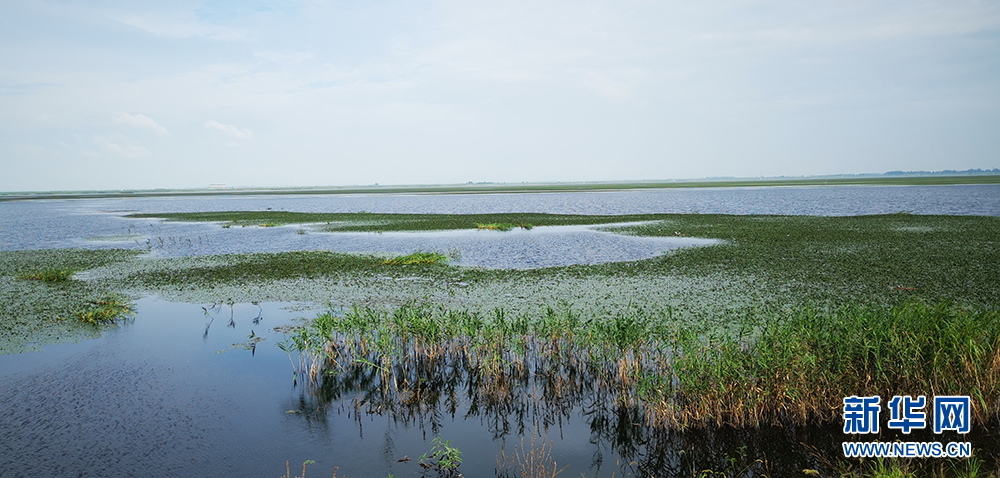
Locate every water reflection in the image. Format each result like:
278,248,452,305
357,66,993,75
281,321,1000,476
2,298,997,477
282,339,818,476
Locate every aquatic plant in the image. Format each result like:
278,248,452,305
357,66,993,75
290,301,1000,432
420,437,462,475
830,454,989,478
18,269,75,282
475,222,535,231
382,251,448,265
74,295,135,325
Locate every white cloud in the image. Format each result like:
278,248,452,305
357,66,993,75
93,134,150,159
204,120,253,140
116,14,247,41
113,112,169,136
253,51,315,64
583,71,633,101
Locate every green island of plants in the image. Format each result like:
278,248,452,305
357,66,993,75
18,268,76,282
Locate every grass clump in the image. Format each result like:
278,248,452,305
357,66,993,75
18,269,75,282
420,437,462,475
650,301,1000,429
383,251,448,265
74,295,135,325
289,301,999,432
476,223,534,231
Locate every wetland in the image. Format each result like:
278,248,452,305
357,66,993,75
1,184,999,477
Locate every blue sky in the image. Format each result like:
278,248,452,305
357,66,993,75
1,0,998,191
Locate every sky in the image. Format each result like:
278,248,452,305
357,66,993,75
1,0,999,192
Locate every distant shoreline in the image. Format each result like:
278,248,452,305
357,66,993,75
2,174,999,202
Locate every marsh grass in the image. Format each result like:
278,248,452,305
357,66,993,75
832,455,994,478
287,300,999,431
383,251,448,265
18,269,75,282
476,223,535,231
74,295,135,325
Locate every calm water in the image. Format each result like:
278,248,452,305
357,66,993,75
2,185,999,476
1,184,998,267
0,298,843,477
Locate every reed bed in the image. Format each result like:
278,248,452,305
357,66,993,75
281,301,1000,431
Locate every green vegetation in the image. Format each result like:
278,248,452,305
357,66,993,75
420,437,462,475
0,249,143,353
382,251,447,265
476,222,533,230
122,213,1000,310
74,295,135,324
18,268,76,282
2,211,999,475
834,455,990,478
281,301,1000,430
127,211,671,231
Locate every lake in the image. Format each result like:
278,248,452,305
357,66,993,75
1,184,998,477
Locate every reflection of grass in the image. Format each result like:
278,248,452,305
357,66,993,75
19,269,75,282
383,251,447,265
285,301,995,476
279,460,316,478
498,426,566,478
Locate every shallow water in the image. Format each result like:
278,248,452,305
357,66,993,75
1,184,997,267
0,298,936,477
3,185,1000,476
